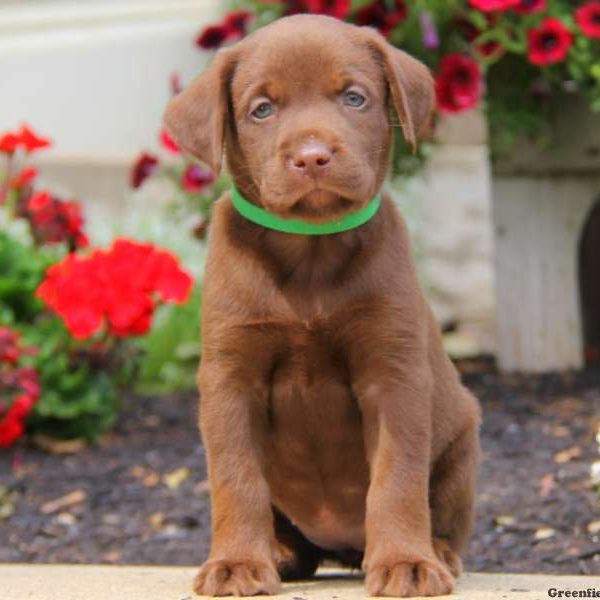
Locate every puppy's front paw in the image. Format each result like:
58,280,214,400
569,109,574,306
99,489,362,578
194,558,281,596
365,556,454,597
432,538,462,578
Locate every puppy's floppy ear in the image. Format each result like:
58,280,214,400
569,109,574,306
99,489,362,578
365,30,435,152
163,48,237,174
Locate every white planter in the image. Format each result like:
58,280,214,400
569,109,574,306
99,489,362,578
492,97,600,372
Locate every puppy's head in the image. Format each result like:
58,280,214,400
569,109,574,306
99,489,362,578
165,15,434,222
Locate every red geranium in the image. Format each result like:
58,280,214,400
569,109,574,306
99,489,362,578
576,2,600,39
0,328,40,449
469,0,519,12
514,0,547,14
527,17,572,66
355,0,408,37
436,54,484,114
181,164,215,193
36,239,193,340
19,125,51,153
131,153,159,188
0,125,51,155
0,132,20,154
9,167,38,190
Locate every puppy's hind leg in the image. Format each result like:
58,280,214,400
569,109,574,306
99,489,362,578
272,508,322,581
429,418,480,577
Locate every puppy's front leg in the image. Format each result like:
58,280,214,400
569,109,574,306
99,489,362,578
194,363,280,597
356,372,454,598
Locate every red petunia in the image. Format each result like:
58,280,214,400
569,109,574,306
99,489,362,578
514,0,547,14
181,164,214,193
456,17,504,59
159,128,180,154
131,153,159,188
527,17,572,66
576,2,600,39
355,0,408,37
303,0,351,19
196,25,230,50
435,54,484,114
469,0,519,11
223,10,253,36
196,10,254,50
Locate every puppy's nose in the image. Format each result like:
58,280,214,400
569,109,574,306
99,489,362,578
291,142,332,176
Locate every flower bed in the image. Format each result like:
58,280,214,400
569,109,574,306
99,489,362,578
0,126,194,447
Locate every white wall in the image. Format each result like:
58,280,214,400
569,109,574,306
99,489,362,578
0,0,221,161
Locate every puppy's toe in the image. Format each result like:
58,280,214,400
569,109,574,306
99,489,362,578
194,558,280,596
432,538,463,577
366,557,454,597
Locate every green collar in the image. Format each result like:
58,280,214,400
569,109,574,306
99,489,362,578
231,186,382,236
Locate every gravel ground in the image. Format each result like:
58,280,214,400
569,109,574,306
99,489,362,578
1,359,599,574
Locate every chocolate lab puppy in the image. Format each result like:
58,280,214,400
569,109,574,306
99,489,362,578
165,14,481,598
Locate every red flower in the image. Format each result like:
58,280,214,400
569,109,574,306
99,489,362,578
0,328,21,364
131,153,159,188
224,10,253,36
9,167,38,190
181,164,214,193
0,132,20,154
576,2,600,39
514,0,547,14
355,0,408,37
196,25,231,49
0,329,40,448
527,17,572,66
0,418,24,449
469,0,519,11
0,125,51,155
159,128,180,154
37,239,193,340
456,17,504,59
196,10,253,50
19,125,51,153
436,54,484,114
25,191,88,249
303,0,351,19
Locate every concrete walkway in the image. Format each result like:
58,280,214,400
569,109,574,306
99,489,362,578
1,564,597,600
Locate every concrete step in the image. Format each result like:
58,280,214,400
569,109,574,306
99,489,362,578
1,564,597,600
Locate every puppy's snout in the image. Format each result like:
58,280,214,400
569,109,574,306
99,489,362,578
290,141,332,176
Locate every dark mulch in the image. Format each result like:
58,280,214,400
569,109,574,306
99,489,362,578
1,359,599,574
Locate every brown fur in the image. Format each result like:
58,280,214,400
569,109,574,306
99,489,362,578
165,15,481,598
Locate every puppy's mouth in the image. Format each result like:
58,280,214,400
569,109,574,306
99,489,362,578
289,189,357,221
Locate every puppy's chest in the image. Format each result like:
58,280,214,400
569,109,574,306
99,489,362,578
266,319,359,429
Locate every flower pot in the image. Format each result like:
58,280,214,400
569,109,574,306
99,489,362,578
491,96,600,372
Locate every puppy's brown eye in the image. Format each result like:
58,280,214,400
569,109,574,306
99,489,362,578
251,101,274,119
343,90,366,108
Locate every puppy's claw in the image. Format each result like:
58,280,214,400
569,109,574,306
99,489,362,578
365,557,454,597
432,538,462,578
194,558,281,596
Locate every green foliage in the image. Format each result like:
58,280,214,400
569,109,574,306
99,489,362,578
137,285,202,394
0,231,134,441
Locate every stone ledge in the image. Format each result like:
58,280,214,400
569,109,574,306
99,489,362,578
1,565,597,600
